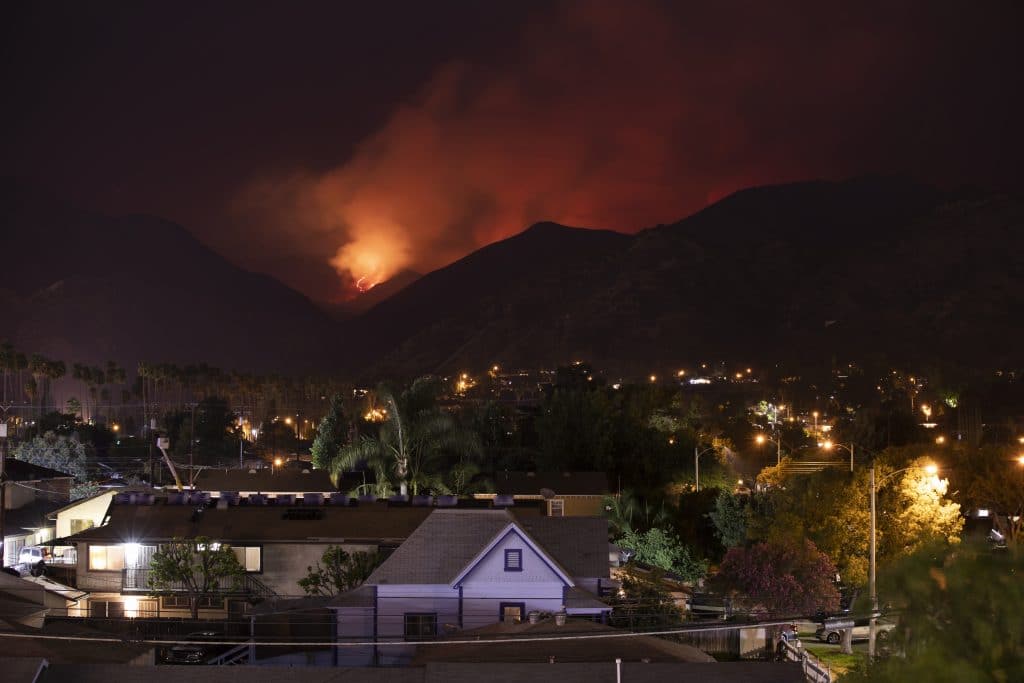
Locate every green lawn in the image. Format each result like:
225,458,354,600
803,644,867,677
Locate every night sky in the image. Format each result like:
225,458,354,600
5,1,1022,302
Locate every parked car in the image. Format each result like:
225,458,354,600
18,546,77,566
816,617,895,644
162,631,230,664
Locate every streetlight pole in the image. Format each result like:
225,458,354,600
823,440,855,473
694,445,716,492
869,464,877,659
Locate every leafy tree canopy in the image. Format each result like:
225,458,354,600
298,546,384,596
617,527,708,584
715,538,840,618
13,431,89,482
708,490,747,550
311,393,347,470
843,542,1024,683
147,536,245,619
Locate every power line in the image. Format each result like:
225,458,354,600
0,618,801,647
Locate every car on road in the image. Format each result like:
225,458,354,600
816,617,895,644
161,631,231,664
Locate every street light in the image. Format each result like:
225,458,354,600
821,440,855,473
694,444,717,492
868,461,939,658
755,433,783,465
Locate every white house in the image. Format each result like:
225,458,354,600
332,509,612,666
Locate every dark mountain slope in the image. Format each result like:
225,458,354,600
0,187,339,372
346,222,632,375
347,178,1023,378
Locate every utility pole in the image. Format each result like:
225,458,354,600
188,402,197,489
869,464,878,659
0,420,7,567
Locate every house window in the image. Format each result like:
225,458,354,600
70,519,94,534
161,595,225,610
231,546,262,572
404,613,437,641
504,548,523,572
548,499,565,517
89,600,125,618
88,545,125,571
500,602,525,624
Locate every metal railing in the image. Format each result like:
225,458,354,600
782,639,832,683
122,568,277,599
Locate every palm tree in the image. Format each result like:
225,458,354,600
329,376,482,496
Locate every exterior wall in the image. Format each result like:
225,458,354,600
71,592,229,620
376,584,460,666
554,495,604,516
56,492,115,538
336,605,376,667
72,540,380,606
260,542,377,597
472,494,605,516
4,478,73,509
5,481,36,509
459,528,568,585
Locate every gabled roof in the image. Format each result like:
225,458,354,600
492,471,609,496
4,499,63,534
365,510,609,586
3,458,75,482
449,522,573,587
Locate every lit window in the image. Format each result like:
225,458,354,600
403,613,437,641
88,545,125,571
505,549,523,572
231,546,262,572
70,519,94,534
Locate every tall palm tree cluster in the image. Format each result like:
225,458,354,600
0,340,351,447
329,376,483,497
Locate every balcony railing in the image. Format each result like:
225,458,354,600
122,568,276,600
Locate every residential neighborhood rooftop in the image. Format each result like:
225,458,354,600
365,510,608,585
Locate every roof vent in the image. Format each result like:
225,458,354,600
248,469,258,475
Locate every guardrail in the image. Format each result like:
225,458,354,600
782,639,831,683
122,568,277,600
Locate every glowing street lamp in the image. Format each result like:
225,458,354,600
755,433,782,465
935,435,946,445
868,461,940,658
821,439,855,473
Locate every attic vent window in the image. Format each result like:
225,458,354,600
505,549,523,572
282,508,324,521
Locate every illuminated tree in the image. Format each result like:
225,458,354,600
147,536,245,619
878,457,962,558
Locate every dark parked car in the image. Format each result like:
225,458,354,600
162,631,230,664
